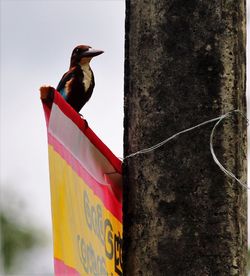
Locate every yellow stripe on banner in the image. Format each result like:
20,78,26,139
48,145,123,275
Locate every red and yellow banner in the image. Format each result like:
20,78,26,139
42,91,122,275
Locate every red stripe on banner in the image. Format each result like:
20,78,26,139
53,91,122,174
48,133,122,222
54,258,80,275
42,102,52,127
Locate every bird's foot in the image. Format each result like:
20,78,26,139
78,113,88,128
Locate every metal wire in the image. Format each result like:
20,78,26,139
123,109,248,189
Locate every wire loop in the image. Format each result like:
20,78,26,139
123,110,248,189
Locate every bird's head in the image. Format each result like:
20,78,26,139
70,45,104,67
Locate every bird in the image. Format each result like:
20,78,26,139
56,45,104,112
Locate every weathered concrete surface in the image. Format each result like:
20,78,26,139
123,0,247,275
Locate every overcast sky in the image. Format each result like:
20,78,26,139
0,0,249,274
0,0,125,273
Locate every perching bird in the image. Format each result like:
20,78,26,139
57,45,104,112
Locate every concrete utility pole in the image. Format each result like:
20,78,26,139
123,1,247,275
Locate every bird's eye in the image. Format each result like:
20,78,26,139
75,48,80,53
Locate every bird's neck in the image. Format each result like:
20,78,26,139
79,62,93,91
80,62,91,71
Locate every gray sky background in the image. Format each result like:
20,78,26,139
0,0,125,273
0,0,249,274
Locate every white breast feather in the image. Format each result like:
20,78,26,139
80,64,92,91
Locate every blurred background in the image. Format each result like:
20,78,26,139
0,0,249,275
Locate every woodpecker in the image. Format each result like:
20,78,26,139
56,45,104,112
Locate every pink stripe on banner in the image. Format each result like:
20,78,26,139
54,258,80,275
52,91,122,174
48,133,122,222
48,103,117,186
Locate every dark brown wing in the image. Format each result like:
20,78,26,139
56,67,77,96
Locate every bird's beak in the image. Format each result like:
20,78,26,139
81,48,104,58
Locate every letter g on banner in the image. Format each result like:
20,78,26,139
105,219,113,260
